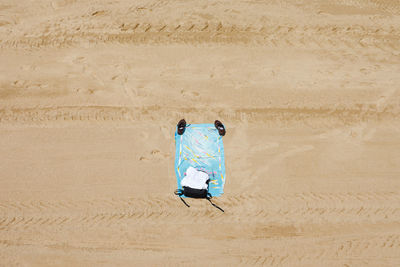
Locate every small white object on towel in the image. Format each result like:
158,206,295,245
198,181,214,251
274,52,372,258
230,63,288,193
180,166,209,190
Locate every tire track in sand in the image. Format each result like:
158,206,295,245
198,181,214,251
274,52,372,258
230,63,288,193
1,192,399,265
1,192,399,230
0,105,399,126
238,234,400,266
2,22,399,52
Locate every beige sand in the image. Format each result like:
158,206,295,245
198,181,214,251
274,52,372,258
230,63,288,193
1,0,400,266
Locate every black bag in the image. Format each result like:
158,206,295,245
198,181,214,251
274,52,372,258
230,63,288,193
182,186,209,198
174,185,224,212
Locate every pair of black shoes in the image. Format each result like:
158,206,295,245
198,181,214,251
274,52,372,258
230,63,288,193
177,119,226,136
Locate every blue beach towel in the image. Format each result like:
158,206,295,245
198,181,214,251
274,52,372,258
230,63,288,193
174,124,226,197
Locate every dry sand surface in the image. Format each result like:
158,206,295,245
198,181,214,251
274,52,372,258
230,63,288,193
1,0,400,266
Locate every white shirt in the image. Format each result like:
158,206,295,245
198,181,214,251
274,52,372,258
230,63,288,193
180,167,209,190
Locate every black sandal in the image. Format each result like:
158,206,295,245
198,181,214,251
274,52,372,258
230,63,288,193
214,120,226,136
177,119,186,135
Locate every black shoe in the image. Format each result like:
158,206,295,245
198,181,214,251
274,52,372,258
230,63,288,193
214,120,226,136
177,119,186,135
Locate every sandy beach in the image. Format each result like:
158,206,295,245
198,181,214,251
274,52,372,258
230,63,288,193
1,0,400,266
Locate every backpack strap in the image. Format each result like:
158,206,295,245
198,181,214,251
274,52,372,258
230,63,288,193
174,189,190,207
174,189,224,212
206,193,224,213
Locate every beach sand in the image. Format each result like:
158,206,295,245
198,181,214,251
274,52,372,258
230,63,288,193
1,0,400,265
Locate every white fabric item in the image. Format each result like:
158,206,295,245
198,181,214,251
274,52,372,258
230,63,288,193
180,167,209,190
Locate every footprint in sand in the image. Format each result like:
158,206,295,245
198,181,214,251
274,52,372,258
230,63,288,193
51,0,77,10
139,149,170,161
180,89,200,98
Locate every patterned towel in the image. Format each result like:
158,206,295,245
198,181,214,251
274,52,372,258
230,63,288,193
175,124,226,197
